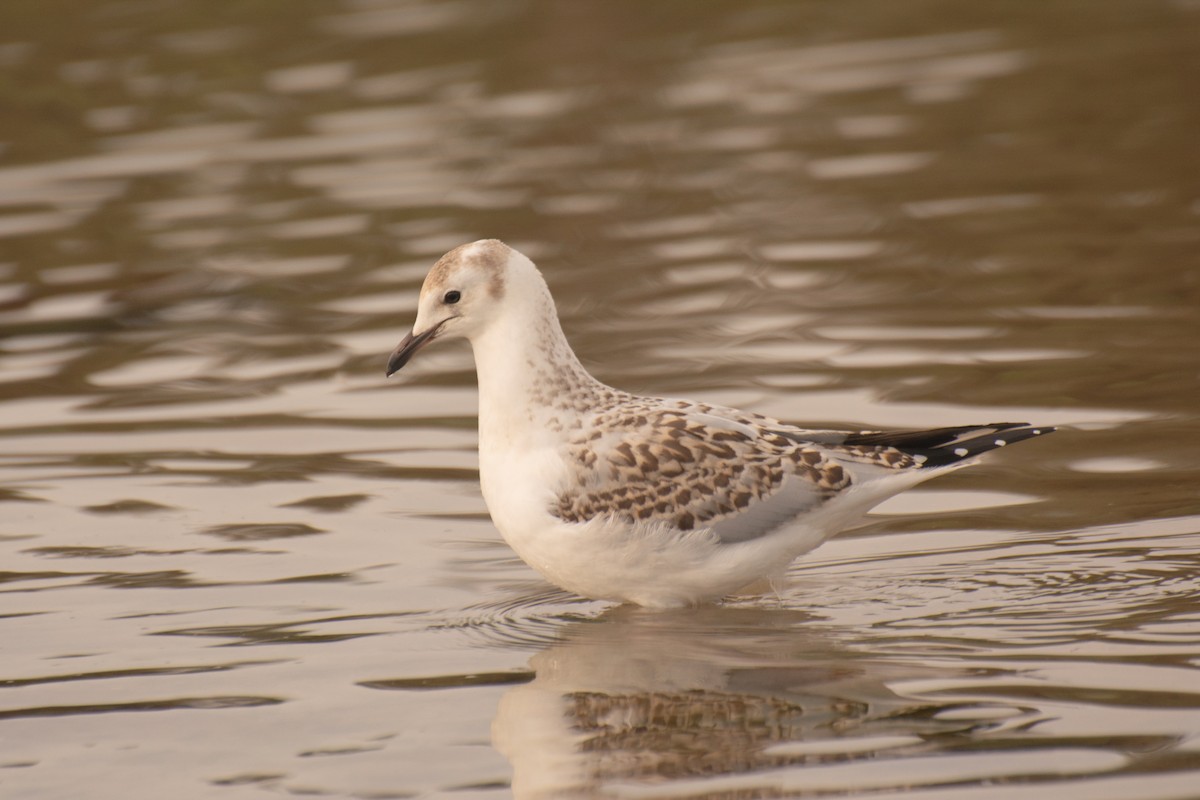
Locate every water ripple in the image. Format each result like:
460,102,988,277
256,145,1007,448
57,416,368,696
0,1,1197,797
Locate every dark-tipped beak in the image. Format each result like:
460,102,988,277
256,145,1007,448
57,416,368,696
386,323,442,377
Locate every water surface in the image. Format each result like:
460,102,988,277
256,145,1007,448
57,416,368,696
2,1,1199,798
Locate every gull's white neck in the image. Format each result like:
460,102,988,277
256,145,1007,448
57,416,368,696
469,267,606,451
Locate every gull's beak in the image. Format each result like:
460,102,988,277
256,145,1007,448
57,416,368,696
386,322,443,377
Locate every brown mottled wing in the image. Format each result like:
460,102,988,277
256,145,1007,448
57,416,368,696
552,406,856,542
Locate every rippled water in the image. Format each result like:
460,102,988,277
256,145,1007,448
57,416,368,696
2,1,1199,797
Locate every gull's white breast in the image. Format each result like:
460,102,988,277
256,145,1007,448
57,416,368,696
477,435,833,607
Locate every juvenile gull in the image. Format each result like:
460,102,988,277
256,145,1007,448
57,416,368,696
386,240,1054,608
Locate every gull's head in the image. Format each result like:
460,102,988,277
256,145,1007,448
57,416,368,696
387,239,527,376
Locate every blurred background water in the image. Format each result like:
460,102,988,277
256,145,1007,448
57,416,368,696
1,1,1199,798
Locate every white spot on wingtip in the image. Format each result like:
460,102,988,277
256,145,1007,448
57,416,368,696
1032,429,1042,435
954,447,969,457
994,439,1007,446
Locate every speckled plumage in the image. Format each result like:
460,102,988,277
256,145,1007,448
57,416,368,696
387,240,1054,607
553,401,850,533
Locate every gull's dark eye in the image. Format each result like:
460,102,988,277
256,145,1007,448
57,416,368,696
443,290,461,305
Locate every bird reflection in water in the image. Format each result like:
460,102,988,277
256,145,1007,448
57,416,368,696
492,604,957,798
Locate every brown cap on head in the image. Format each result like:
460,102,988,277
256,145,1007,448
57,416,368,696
425,239,509,300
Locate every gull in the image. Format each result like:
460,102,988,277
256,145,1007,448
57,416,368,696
386,240,1054,608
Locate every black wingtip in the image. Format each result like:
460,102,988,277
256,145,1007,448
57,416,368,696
922,423,1055,467
844,422,1056,468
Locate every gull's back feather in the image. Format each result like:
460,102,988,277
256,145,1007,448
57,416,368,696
552,394,1055,546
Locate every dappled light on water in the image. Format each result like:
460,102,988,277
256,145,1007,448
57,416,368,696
1,0,1199,797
